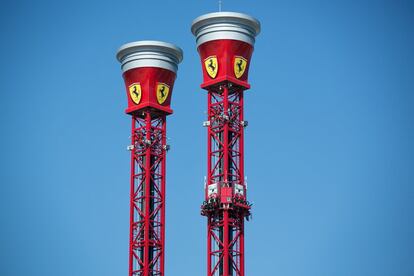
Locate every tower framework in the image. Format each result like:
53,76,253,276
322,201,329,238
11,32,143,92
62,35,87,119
192,12,260,276
203,85,250,276
129,112,166,275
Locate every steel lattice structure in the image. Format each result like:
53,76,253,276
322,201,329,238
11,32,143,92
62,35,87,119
201,85,251,276
129,112,166,276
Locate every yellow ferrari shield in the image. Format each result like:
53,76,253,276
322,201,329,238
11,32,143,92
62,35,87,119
156,83,170,104
234,56,248,79
129,83,142,104
204,56,218,79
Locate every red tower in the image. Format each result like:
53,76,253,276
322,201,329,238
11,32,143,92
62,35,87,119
191,12,260,276
116,41,183,276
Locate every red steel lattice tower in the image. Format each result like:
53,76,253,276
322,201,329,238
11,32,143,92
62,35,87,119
116,41,183,276
191,12,260,276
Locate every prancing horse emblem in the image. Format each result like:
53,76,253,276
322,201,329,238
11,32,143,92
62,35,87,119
234,56,247,79
156,83,170,104
204,56,218,79
129,83,142,104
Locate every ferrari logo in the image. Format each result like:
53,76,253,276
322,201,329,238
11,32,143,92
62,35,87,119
204,56,218,79
234,56,247,79
156,83,170,104
129,83,142,104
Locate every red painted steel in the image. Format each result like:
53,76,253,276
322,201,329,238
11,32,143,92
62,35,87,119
201,82,251,276
129,112,167,276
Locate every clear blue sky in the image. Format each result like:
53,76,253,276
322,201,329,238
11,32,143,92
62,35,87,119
1,0,413,275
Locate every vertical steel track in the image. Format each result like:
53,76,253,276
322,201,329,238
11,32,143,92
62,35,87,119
202,84,251,276
129,112,167,276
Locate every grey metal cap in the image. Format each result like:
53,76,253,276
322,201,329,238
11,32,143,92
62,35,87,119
116,40,183,73
191,12,261,47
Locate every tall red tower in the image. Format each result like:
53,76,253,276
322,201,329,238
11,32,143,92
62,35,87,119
116,41,183,276
191,12,260,276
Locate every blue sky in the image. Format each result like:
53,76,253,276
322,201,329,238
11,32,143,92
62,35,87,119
1,0,413,275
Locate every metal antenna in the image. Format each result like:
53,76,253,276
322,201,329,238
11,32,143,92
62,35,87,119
219,0,222,12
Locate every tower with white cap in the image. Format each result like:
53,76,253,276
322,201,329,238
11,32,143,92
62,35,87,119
116,41,183,276
191,12,260,276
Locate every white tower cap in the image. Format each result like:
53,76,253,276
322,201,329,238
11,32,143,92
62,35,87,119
116,40,183,73
191,12,261,48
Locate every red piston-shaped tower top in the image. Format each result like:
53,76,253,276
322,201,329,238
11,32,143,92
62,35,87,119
198,40,253,89
191,12,260,90
116,41,183,115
